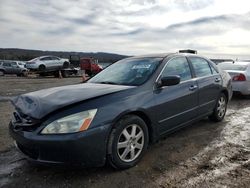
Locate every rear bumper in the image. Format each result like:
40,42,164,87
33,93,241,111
9,122,111,167
232,81,250,95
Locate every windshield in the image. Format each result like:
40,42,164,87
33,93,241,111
88,57,162,86
218,63,248,71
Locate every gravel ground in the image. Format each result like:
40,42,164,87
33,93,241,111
0,76,249,188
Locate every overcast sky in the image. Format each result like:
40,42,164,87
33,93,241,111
1,0,250,57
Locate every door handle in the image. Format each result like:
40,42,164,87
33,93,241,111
215,77,221,82
189,85,198,91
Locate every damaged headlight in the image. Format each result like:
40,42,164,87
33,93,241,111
41,109,97,134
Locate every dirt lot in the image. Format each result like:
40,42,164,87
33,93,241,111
0,76,249,188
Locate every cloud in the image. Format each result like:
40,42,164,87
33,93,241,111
172,0,215,11
0,0,250,57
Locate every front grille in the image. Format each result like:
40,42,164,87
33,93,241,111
12,111,40,130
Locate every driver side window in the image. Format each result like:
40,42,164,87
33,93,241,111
162,57,192,82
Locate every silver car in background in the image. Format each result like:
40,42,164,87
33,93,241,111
218,61,250,96
25,56,70,71
0,61,28,76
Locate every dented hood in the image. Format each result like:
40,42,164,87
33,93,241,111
11,83,135,119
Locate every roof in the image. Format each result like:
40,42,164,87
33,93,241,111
124,52,211,63
128,53,174,59
38,55,55,58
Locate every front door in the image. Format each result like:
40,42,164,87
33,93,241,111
3,62,12,74
154,56,199,134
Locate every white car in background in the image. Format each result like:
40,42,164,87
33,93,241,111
25,56,70,72
218,61,250,96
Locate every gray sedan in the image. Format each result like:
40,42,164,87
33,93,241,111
10,52,232,169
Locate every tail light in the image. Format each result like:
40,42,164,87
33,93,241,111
232,73,246,81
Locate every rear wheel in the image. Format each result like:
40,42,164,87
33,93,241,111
209,93,227,122
0,70,4,76
21,70,28,77
107,115,149,169
17,71,27,77
39,65,46,71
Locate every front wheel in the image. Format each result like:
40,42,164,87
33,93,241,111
209,93,227,122
107,115,149,169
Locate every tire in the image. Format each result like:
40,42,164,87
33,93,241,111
107,115,149,169
209,93,227,122
39,65,46,71
0,70,5,76
63,62,69,69
22,71,28,77
17,71,26,77
61,70,69,78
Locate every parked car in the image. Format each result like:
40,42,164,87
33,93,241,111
9,53,232,169
218,61,250,96
0,61,28,76
25,56,70,71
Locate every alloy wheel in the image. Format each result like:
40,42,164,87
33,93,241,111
117,124,144,162
217,96,226,118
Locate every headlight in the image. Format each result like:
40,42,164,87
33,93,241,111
41,109,97,134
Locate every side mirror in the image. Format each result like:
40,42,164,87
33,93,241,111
157,75,181,88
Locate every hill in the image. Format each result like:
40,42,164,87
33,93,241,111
0,48,129,63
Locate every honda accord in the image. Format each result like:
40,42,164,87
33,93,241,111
9,52,232,169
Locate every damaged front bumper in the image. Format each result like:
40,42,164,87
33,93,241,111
9,121,110,167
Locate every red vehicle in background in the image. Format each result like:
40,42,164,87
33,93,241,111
80,57,103,76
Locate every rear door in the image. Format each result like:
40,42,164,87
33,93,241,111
154,56,199,134
40,57,53,70
188,56,221,116
10,62,21,74
51,56,61,68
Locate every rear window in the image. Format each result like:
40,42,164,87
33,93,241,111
189,57,212,77
218,63,248,71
